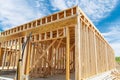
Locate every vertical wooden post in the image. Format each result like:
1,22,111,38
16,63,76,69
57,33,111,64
73,48,74,71
2,42,7,70
94,32,98,74
25,42,31,75
105,43,108,71
17,38,22,80
113,50,116,69
24,40,31,80
15,40,18,68
21,36,29,80
30,44,34,68
66,27,70,80
48,41,52,75
0,43,2,66
75,7,82,80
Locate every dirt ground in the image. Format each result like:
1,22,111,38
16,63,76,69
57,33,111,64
111,63,120,80
0,63,120,80
116,63,120,70
32,63,120,80
30,73,75,80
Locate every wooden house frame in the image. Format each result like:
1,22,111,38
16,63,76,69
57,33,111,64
0,6,115,80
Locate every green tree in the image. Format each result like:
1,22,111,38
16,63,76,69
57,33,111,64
115,57,120,63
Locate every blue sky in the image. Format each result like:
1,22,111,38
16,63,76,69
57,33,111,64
0,0,120,56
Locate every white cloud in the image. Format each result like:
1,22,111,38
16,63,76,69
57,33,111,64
102,20,120,56
0,0,45,30
50,0,68,10
35,0,51,15
102,27,120,42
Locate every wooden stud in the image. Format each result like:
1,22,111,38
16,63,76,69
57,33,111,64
75,11,82,80
66,27,70,80
0,43,2,66
2,42,7,70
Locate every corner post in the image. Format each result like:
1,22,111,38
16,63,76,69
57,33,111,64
75,6,82,80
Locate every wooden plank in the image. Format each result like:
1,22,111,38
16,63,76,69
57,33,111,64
21,36,28,80
86,24,89,77
48,41,52,75
30,44,34,68
9,44,12,68
15,40,18,68
66,27,70,80
17,38,22,80
0,43,2,66
75,11,81,80
30,38,58,70
2,43,7,70
0,17,77,42
25,42,32,75
94,32,98,74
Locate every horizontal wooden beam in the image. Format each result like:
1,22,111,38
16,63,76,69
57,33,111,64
1,6,77,36
0,17,77,42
